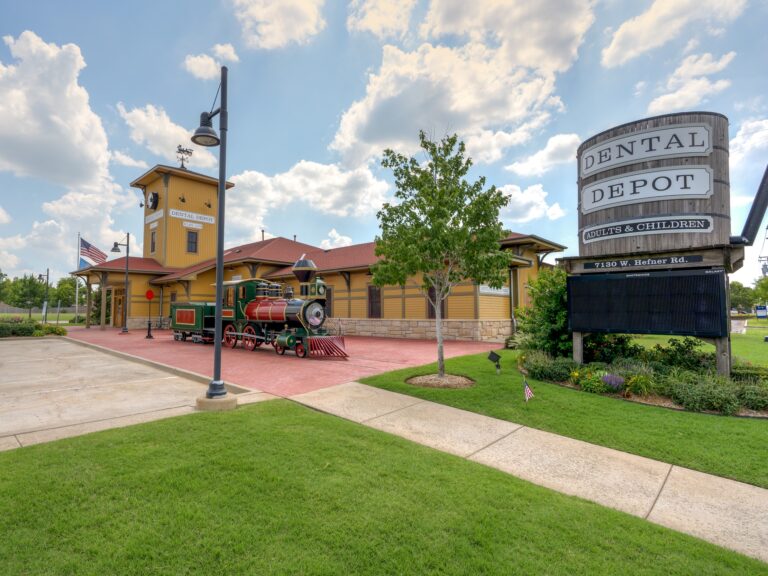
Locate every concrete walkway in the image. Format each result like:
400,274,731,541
291,382,768,564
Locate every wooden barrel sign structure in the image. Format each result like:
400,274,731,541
577,112,730,258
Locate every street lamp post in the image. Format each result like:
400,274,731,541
111,233,130,334
37,268,49,324
192,65,228,399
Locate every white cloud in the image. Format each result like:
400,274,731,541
232,0,326,50
730,118,768,168
647,52,735,114
500,184,565,223
505,133,580,177
183,53,220,80
117,102,217,168
348,0,416,39
0,31,137,277
634,81,646,97
683,38,700,54
320,229,353,249
0,206,10,225
228,161,388,241
332,1,595,167
184,44,240,80
110,150,148,169
0,31,110,188
331,43,563,166
602,0,745,68
421,0,595,73
212,43,239,62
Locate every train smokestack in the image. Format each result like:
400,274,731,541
293,254,317,283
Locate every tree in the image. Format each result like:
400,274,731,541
7,274,46,318
373,131,511,377
755,276,768,305
0,269,8,303
51,277,85,308
729,281,755,312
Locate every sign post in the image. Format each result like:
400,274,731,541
145,289,155,339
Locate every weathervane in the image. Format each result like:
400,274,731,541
177,144,193,168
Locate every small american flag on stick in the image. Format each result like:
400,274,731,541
80,237,107,264
524,378,534,403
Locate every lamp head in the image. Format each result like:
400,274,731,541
191,112,220,147
111,242,121,253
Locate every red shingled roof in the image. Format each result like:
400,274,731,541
74,257,178,275
266,242,379,278
154,237,320,283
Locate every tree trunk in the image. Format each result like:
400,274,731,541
435,293,445,378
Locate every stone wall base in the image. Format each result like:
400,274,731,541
324,318,513,343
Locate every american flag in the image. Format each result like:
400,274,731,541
524,378,534,402
80,237,107,264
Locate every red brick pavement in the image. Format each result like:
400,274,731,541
65,327,501,397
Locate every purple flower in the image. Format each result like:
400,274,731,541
601,373,625,391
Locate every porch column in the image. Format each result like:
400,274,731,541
99,272,107,330
85,282,92,329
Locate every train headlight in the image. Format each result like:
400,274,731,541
305,301,325,327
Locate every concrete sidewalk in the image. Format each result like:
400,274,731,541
291,382,768,564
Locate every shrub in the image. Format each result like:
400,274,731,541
643,337,715,371
515,268,571,357
32,330,45,337
730,365,768,383
668,374,740,415
521,351,576,382
43,325,67,336
10,322,37,337
0,323,11,338
578,370,609,394
625,374,653,397
583,334,643,363
601,373,625,392
737,384,768,411
68,314,87,325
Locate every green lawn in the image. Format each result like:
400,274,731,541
749,317,768,328
362,350,768,489
632,331,768,366
1,401,763,575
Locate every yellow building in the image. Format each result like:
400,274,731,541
74,165,565,342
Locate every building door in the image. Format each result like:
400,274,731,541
114,290,124,327
368,285,381,318
325,286,334,317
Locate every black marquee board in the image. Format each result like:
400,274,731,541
567,269,728,337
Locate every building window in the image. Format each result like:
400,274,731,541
427,286,446,319
150,230,156,253
325,287,333,317
170,292,177,303
368,285,381,318
187,231,198,253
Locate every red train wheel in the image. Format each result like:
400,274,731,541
295,343,307,358
275,345,286,355
223,324,238,348
243,325,257,351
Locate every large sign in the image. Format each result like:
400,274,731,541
170,209,215,224
582,215,713,244
580,124,711,178
583,255,703,270
144,209,164,225
479,284,510,296
576,112,728,257
581,167,712,214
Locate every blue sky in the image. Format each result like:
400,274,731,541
1,0,767,286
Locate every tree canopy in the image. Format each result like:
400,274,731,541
729,281,755,312
373,131,511,376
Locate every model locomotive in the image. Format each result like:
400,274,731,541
170,256,347,358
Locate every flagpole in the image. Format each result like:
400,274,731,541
75,232,80,324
